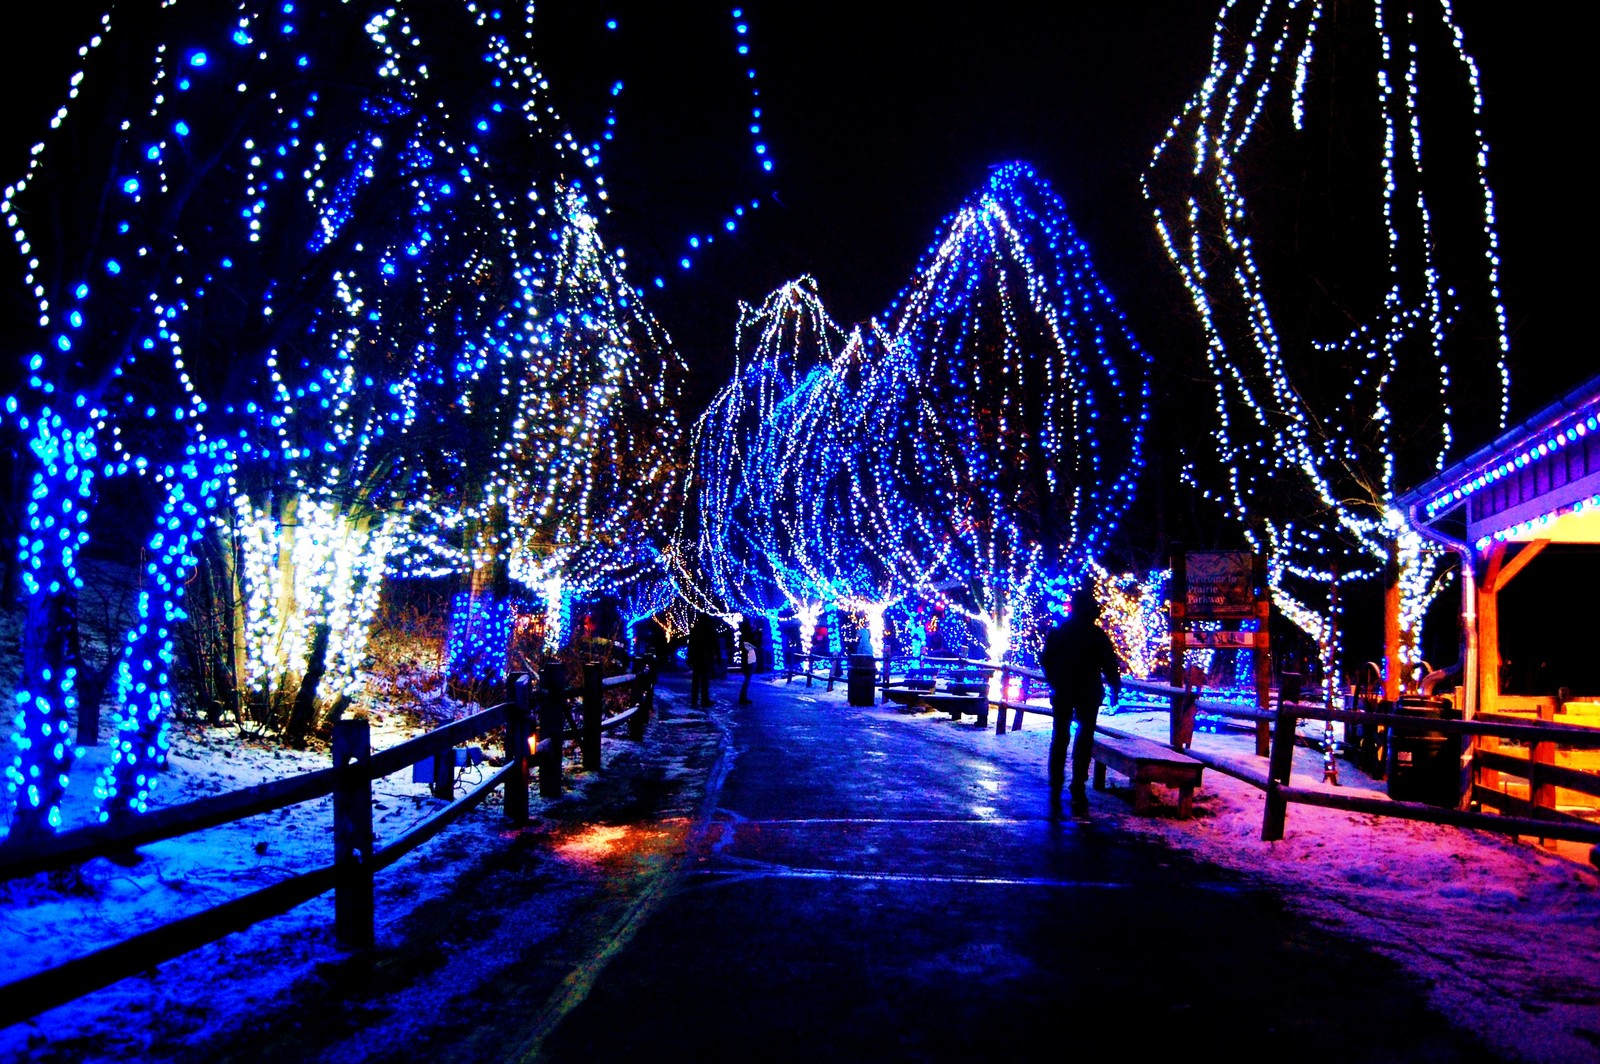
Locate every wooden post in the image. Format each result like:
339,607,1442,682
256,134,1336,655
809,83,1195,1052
1261,694,1298,842
1254,588,1267,755
1477,544,1504,723
1172,689,1198,750
430,741,454,800
581,662,603,772
539,661,566,799
1383,541,1402,702
1534,700,1557,848
630,654,654,741
332,718,373,949
1169,551,1187,689
504,673,530,823
996,665,1010,735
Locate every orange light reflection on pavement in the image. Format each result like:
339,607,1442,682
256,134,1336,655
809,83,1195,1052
555,824,648,865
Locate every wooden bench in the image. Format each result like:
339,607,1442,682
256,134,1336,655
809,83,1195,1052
1090,727,1205,818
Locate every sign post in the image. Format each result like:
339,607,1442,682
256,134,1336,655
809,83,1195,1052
1169,551,1271,756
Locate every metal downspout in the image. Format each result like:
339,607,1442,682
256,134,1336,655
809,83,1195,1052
1409,503,1477,722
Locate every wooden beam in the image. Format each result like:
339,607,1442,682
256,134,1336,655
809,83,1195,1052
1489,539,1550,594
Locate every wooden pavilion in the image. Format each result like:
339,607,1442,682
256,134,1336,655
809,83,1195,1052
1399,373,1600,814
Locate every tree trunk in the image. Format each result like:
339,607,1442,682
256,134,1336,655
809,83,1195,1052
9,576,79,842
1384,540,1402,701
219,526,248,724
285,621,331,748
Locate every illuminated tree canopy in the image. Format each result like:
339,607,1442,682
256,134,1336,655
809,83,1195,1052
1143,0,1512,682
0,2,725,838
683,164,1151,667
854,163,1151,661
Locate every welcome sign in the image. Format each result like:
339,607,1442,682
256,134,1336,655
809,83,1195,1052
1183,550,1256,619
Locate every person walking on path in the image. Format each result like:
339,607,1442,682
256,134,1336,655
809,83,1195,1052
1041,587,1122,816
737,617,759,705
688,613,724,708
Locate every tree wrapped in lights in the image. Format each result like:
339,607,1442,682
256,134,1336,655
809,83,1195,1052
397,181,689,684
0,1,616,834
1,2,451,831
855,163,1150,664
1144,0,1513,691
755,323,904,659
506,194,689,629
206,4,566,737
689,277,843,662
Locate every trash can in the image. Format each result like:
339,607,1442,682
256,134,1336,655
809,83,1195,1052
848,654,877,706
1386,696,1460,806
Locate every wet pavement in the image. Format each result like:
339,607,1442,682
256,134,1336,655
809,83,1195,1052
180,669,1506,1063
528,671,1502,1063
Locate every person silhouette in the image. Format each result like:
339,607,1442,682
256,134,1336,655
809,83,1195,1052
737,617,759,705
687,613,723,708
1041,587,1122,816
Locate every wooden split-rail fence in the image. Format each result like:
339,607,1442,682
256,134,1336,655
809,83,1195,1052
0,656,657,1028
869,655,1600,850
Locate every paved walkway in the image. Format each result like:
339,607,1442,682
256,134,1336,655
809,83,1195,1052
528,670,1500,1062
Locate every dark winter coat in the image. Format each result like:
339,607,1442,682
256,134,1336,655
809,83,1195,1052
688,616,723,666
1041,616,1121,707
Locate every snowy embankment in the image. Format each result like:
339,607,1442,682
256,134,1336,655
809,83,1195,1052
960,700,1600,1064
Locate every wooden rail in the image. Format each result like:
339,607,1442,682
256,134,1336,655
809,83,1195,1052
1255,697,1600,845
782,650,845,691
876,658,1599,852
0,657,657,1028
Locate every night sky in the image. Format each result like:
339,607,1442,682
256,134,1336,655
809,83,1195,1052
0,2,1580,581
5,3,1576,406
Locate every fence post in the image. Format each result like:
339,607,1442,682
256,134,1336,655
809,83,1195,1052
1171,689,1198,750
826,653,837,693
1534,701,1557,848
504,673,530,823
430,735,455,800
539,661,566,799
996,666,1010,735
582,662,603,771
1261,695,1298,842
332,718,374,949
630,654,654,741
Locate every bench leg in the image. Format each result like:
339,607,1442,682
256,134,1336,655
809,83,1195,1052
1093,761,1107,791
1177,784,1195,819
1132,778,1153,814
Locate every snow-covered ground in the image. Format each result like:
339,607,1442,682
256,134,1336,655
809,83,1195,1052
1,672,1597,1062
954,697,1600,1064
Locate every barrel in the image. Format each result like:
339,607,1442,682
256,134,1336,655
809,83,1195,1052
1385,696,1460,806
847,654,877,706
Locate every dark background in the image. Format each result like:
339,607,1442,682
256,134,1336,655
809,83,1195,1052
1,2,1585,683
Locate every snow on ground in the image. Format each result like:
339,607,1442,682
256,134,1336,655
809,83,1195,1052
921,695,1600,1064
1,671,1598,1062
0,700,519,1060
